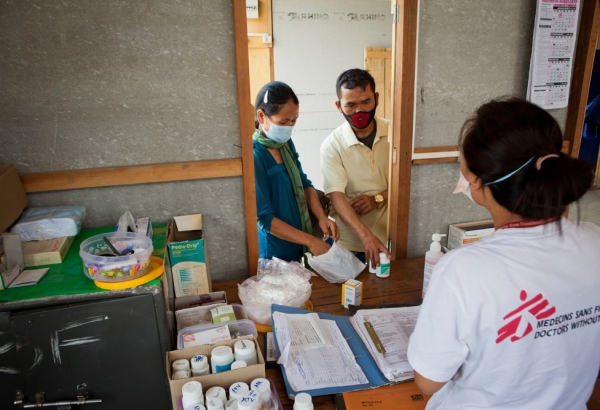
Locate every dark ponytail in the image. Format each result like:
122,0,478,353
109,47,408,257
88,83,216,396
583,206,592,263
460,97,594,222
254,81,299,129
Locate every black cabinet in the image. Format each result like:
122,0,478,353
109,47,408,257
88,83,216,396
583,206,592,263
0,286,172,409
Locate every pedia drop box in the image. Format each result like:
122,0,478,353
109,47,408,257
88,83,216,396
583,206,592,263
447,220,495,250
167,214,212,298
166,335,265,410
342,279,363,308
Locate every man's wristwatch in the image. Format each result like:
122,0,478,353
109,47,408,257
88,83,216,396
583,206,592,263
374,194,384,208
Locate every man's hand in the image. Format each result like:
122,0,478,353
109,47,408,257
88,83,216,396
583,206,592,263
318,217,339,241
362,231,390,269
350,194,378,216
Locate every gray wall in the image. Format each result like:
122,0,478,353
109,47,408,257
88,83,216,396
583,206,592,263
0,0,249,280
407,0,570,256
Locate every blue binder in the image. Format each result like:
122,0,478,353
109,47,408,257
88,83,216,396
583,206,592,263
270,304,394,399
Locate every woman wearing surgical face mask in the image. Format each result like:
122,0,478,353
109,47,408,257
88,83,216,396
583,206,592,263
407,97,600,410
253,81,339,262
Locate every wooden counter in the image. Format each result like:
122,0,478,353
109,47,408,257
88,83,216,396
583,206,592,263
212,257,425,410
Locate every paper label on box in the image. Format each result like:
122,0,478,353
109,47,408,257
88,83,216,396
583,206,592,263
182,325,232,348
210,305,236,323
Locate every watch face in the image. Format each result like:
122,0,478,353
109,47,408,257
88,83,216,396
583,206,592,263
375,194,383,203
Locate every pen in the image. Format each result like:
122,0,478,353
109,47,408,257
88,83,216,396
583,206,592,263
364,320,386,356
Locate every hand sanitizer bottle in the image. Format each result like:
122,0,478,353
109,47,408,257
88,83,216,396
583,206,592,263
423,233,446,299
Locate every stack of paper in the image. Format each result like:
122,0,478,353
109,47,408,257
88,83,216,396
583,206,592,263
349,306,420,382
272,312,369,392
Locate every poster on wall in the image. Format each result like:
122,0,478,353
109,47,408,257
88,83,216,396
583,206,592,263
527,0,580,110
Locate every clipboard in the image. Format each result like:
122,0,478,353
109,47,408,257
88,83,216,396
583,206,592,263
271,304,410,399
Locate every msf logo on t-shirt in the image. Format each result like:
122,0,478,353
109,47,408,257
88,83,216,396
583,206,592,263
496,290,556,344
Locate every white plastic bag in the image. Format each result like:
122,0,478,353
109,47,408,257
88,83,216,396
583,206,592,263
305,242,365,284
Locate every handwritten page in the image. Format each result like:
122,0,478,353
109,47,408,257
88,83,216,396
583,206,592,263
273,312,368,391
350,306,420,381
285,313,331,351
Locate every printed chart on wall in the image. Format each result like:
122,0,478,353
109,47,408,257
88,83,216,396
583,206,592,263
527,0,580,110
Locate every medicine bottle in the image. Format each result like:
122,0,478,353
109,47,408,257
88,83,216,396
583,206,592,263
423,233,446,299
375,253,390,278
237,390,259,410
173,370,191,380
234,339,258,366
229,382,250,400
206,386,228,407
225,398,239,410
293,392,314,410
231,360,247,370
173,358,191,372
191,354,210,376
206,397,225,410
211,346,234,373
182,381,204,409
250,378,274,410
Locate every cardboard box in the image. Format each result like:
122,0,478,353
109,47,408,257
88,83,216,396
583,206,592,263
0,165,27,233
166,335,265,410
167,214,211,298
342,279,363,308
1,236,74,267
0,233,24,290
447,220,495,250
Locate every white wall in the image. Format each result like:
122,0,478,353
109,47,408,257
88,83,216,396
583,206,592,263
272,0,392,190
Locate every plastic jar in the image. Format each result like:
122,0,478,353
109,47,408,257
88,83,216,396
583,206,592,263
211,346,234,373
182,381,204,408
206,397,225,410
237,391,259,410
173,358,191,372
293,392,314,410
375,253,390,278
191,354,210,376
250,378,274,410
231,360,247,370
225,398,238,410
205,386,227,406
234,340,258,366
229,382,250,400
173,370,191,380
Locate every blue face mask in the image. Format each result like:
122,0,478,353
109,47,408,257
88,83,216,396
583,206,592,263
265,122,294,144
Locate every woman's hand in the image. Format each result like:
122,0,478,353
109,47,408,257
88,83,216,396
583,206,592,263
318,217,339,241
307,237,331,256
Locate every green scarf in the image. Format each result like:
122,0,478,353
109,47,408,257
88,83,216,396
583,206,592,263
253,129,313,251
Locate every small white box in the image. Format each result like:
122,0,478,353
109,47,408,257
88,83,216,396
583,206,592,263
341,279,363,308
447,220,495,250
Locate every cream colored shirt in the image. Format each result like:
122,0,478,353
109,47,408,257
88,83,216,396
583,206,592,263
320,118,389,252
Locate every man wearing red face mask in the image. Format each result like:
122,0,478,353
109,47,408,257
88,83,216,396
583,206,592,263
320,69,390,270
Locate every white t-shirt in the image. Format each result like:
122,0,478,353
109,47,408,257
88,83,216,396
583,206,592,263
408,218,600,410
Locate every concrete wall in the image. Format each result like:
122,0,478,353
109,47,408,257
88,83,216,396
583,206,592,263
408,0,570,256
0,0,249,280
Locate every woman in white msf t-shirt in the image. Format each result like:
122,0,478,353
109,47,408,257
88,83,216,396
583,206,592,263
407,97,600,410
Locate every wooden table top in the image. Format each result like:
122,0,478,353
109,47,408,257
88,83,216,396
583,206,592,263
212,257,425,410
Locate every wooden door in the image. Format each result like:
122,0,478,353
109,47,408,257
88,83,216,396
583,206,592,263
365,47,393,121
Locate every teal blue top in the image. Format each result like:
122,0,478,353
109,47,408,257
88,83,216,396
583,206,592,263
253,138,313,261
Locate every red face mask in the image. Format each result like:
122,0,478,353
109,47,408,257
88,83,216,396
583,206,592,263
342,106,377,129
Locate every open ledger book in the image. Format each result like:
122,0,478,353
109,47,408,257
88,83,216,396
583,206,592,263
271,304,421,398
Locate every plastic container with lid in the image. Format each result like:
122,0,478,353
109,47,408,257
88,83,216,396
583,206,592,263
230,360,247,370
206,397,225,410
182,381,204,408
190,354,210,376
237,390,259,410
211,346,234,373
293,392,313,410
423,233,446,298
80,232,153,282
234,339,258,366
229,382,250,400
205,386,227,406
375,253,390,278
172,358,191,372
250,378,275,410
177,319,258,349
